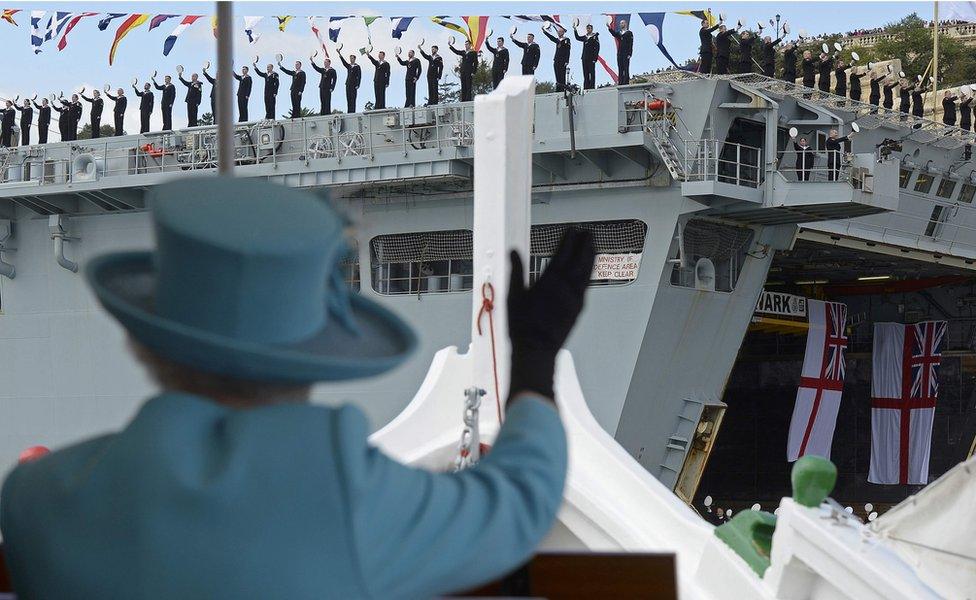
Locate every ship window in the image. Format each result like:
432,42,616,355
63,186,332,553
925,205,948,237
669,218,755,293
958,183,976,204
370,230,474,295
369,220,648,295
936,178,957,199
899,168,912,188
529,220,648,286
341,242,360,292
914,173,935,194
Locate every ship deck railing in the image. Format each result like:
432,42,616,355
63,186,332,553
634,70,975,149
683,139,764,188
0,106,477,189
773,150,854,184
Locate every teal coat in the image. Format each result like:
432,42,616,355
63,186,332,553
1,393,566,599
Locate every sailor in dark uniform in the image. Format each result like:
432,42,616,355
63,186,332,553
202,66,217,119
80,89,104,138
791,134,816,181
817,53,833,93
760,35,782,78
418,43,443,105
338,51,361,113
395,49,421,108
510,31,540,75
153,74,176,131
134,82,154,133
943,90,959,127
801,51,817,89
911,80,926,118
825,129,853,181
366,50,390,109
233,66,252,121
31,97,50,144
67,94,82,141
485,36,509,89
279,59,306,118
699,19,720,74
714,23,739,76
849,68,864,102
868,70,885,107
574,23,600,90
0,100,15,147
449,39,479,101
178,70,204,127
607,18,633,85
882,77,898,110
253,62,279,120
310,57,336,115
735,29,756,74
105,88,127,136
541,23,571,91
782,42,798,82
898,78,912,116
833,60,848,98
960,91,972,131
52,97,69,141
14,98,33,145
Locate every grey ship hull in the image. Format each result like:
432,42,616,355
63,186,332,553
0,74,967,496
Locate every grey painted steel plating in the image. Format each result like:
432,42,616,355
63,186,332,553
0,74,966,491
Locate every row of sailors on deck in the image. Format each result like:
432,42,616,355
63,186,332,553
697,18,973,130
0,20,631,146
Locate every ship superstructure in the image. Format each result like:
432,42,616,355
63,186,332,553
0,71,970,501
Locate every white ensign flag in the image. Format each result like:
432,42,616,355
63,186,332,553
787,300,848,461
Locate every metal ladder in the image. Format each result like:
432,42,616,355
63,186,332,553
647,120,687,181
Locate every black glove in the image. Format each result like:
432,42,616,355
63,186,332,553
507,229,595,403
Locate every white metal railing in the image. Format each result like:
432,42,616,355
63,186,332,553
0,107,476,188
775,149,852,184
683,139,763,188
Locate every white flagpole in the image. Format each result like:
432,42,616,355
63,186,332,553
932,1,939,119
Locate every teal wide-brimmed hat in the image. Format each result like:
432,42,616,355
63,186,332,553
86,177,416,384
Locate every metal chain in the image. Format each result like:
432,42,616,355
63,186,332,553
454,386,485,472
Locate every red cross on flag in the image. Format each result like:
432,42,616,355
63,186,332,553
787,300,848,461
869,321,947,485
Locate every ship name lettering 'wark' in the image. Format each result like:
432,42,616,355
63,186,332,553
755,290,808,318
592,253,642,280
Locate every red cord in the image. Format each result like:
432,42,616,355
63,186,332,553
476,282,503,422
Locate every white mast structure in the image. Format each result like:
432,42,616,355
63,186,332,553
369,76,964,600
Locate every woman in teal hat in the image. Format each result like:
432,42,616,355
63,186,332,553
0,177,595,599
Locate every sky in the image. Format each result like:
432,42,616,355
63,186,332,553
0,1,935,139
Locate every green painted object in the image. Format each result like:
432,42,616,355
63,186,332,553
714,510,777,577
791,456,838,508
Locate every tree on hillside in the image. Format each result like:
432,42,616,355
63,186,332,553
839,14,975,87
199,112,214,126
534,81,557,95
281,107,316,119
78,124,117,139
